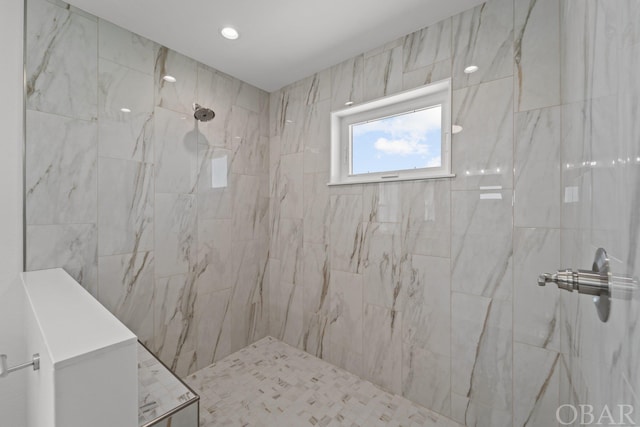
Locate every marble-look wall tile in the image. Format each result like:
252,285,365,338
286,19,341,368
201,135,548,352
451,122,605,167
451,190,513,300
273,87,306,155
557,354,580,427
26,0,97,120
451,292,513,422
399,180,451,258
402,346,451,417
402,60,452,91
302,312,328,358
269,89,287,139
322,340,364,379
154,107,198,193
452,0,514,89
230,174,268,241
155,47,198,114
278,153,304,219
451,392,513,427
589,102,625,247
194,288,231,370
514,106,562,228
560,0,618,104
195,219,234,293
153,273,198,377
26,110,97,225
234,81,267,115
270,280,303,348
98,59,154,163
301,242,330,343
513,343,560,427
98,157,154,256
228,108,266,176
561,98,617,231
363,46,403,101
403,18,452,73
25,0,271,384
271,218,303,286
402,255,451,354
303,173,331,245
514,228,560,351
98,19,157,74
363,38,403,60
297,69,331,106
98,251,154,344
303,100,331,174
330,55,364,110
619,2,640,96
44,0,96,21
27,224,98,296
229,240,268,353
154,193,197,278
325,270,363,356
329,194,364,273
231,175,269,247
363,304,403,395
452,77,514,190
514,0,560,111
267,258,281,338
361,222,402,310
363,182,401,223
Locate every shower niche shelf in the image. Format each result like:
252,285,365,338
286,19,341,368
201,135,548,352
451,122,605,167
138,342,199,427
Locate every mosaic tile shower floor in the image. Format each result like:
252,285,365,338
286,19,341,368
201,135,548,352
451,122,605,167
184,337,461,427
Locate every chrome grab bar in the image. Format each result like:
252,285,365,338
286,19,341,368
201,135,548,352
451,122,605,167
0,353,40,378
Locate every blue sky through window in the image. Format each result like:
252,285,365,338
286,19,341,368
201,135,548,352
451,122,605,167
351,105,442,175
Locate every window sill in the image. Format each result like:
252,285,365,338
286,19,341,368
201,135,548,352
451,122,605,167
327,173,456,186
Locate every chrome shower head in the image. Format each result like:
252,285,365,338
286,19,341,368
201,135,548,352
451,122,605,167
193,103,215,122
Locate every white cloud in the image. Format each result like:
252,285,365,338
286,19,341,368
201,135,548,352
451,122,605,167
425,156,441,168
352,106,441,142
374,138,429,155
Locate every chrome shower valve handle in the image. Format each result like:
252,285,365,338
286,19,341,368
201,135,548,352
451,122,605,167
537,269,610,295
536,248,638,322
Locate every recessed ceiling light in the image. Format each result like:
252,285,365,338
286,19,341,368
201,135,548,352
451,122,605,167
464,65,479,74
120,107,131,113
162,75,177,83
452,125,463,134
345,101,354,106
221,27,239,40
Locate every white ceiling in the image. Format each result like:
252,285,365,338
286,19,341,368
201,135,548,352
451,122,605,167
66,0,486,92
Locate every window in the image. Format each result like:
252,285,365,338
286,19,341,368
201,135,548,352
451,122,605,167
329,79,452,185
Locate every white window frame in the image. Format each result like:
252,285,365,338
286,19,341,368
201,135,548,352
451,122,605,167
329,78,453,186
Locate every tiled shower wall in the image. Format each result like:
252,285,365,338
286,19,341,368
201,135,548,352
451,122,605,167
267,0,640,425
25,0,270,377
559,1,640,426
23,0,640,425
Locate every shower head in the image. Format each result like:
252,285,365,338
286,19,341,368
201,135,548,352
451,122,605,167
193,103,215,122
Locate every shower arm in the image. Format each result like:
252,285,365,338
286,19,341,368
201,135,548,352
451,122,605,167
0,353,40,378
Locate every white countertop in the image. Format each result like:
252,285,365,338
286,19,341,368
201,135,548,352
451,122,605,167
21,268,137,369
